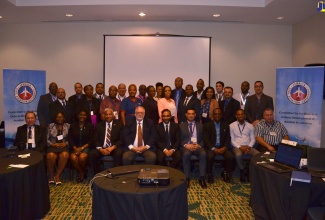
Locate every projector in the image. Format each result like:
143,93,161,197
138,168,170,186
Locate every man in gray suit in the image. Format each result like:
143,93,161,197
37,82,58,128
180,108,207,189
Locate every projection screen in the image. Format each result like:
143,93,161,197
104,35,211,93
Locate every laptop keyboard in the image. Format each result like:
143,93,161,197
268,163,291,170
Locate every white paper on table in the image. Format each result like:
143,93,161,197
18,153,31,158
9,164,29,168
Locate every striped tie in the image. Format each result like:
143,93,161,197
105,123,111,148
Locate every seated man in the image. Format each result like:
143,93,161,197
230,109,259,182
88,108,124,176
155,109,181,168
122,106,156,165
14,111,46,152
180,108,207,188
255,108,289,152
203,108,235,183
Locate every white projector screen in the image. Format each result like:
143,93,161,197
104,35,211,93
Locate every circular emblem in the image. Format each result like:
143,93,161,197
14,82,37,104
286,81,311,105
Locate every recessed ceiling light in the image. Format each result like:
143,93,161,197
277,16,284,20
213,14,220,17
0,16,2,19
65,14,73,17
139,12,146,17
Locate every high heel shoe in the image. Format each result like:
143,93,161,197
54,176,62,186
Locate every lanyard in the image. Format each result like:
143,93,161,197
240,93,249,106
237,123,246,135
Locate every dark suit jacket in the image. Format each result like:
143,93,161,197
93,120,123,149
37,93,54,126
68,94,85,106
179,121,204,147
193,90,205,100
219,98,240,125
244,94,274,123
142,97,159,124
76,96,101,123
203,120,230,150
155,121,180,151
14,124,46,152
123,118,156,152
68,122,94,148
171,88,186,110
49,99,75,124
178,96,201,122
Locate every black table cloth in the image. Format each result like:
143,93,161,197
0,149,50,220
92,165,188,220
250,153,325,220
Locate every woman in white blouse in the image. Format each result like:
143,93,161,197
157,85,178,123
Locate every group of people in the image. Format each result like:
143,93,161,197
13,77,289,189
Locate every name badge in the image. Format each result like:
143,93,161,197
202,113,207,118
191,137,197,144
114,111,119,119
27,139,33,144
270,132,276,136
57,135,63,140
90,111,94,115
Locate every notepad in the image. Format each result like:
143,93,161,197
9,164,29,168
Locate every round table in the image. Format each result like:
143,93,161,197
92,165,188,220
0,149,50,220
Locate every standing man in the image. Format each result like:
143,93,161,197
230,109,259,182
180,108,207,188
93,83,107,103
171,77,186,112
244,81,274,126
49,88,75,124
215,81,225,101
255,108,289,152
155,109,181,168
178,84,201,123
122,106,156,165
233,81,250,110
203,108,235,183
193,79,205,100
117,83,127,101
99,85,121,120
37,82,58,128
68,82,84,106
14,111,46,152
137,84,147,102
88,108,124,175
219,86,240,125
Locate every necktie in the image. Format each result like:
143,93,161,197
224,99,229,112
188,123,193,137
105,123,111,148
28,126,32,149
218,95,222,102
62,100,66,109
184,97,189,106
137,123,143,147
165,124,171,148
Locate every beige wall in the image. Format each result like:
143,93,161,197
0,22,292,121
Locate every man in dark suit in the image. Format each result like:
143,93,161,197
178,84,201,123
68,82,84,106
37,82,58,127
203,108,235,183
244,81,274,126
219,86,240,125
49,88,75,124
14,111,46,153
155,109,181,168
93,83,107,103
180,108,207,188
171,77,186,112
122,106,156,165
193,78,205,100
88,108,124,175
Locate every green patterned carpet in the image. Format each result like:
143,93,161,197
43,167,254,220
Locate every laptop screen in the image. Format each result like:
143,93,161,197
275,144,303,168
307,148,325,170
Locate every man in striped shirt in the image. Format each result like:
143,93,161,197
254,108,289,152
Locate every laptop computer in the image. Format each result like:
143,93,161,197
258,143,303,173
307,147,325,177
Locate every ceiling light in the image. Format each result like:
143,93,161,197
0,16,2,19
65,14,73,17
213,14,220,17
139,12,146,17
277,16,284,20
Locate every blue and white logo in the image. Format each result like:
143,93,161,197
14,82,37,104
286,81,311,105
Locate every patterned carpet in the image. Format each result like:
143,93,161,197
43,166,254,220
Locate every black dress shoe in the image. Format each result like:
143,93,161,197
207,174,214,184
199,178,207,189
221,171,230,183
240,170,245,182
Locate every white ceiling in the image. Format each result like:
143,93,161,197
0,0,320,25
